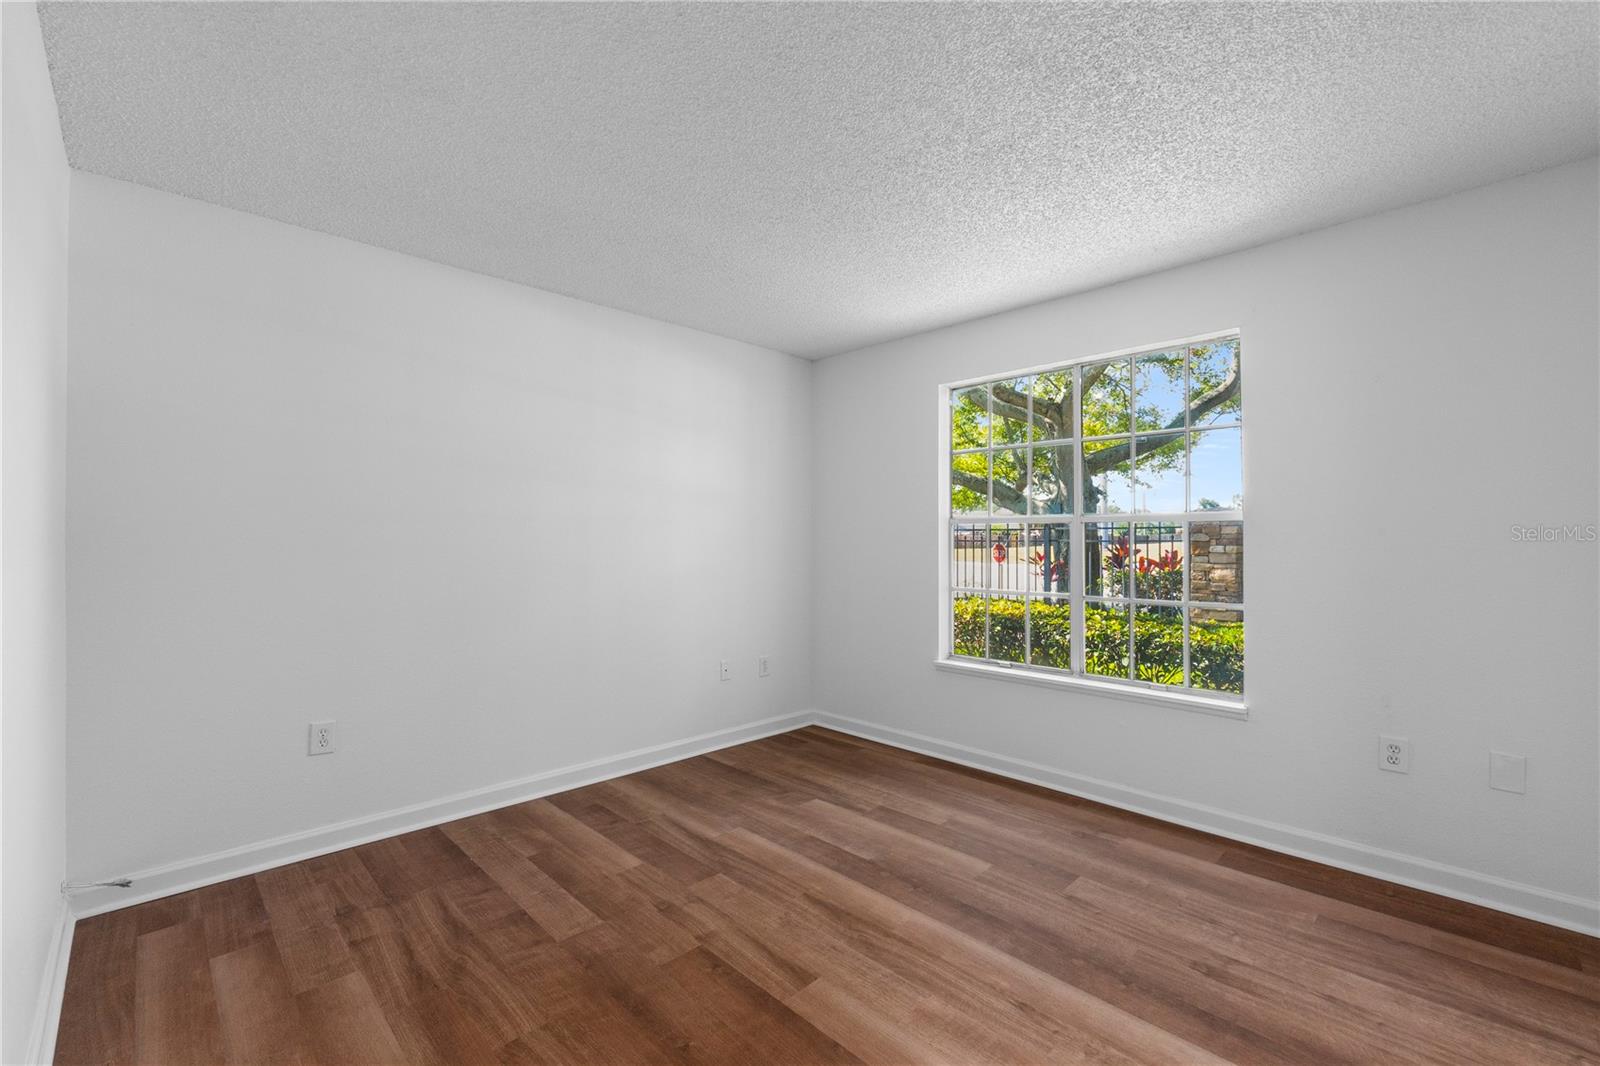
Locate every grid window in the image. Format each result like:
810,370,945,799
944,334,1244,702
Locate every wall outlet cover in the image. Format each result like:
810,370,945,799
1379,735,1409,773
309,720,337,756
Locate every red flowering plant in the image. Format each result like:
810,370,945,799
1105,536,1131,570
1134,548,1184,601
1030,549,1069,589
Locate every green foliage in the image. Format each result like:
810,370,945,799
1189,340,1241,425
988,598,1026,662
951,387,989,450
1029,599,1072,667
952,596,1243,694
1081,358,1132,438
952,594,986,656
1189,616,1245,693
1083,604,1128,678
1028,372,1071,440
950,340,1240,516
1133,608,1184,685
1134,350,1185,431
951,451,989,515
991,448,1025,514
990,377,1031,446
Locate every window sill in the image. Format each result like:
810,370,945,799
932,658,1249,719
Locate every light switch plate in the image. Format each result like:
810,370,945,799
1490,751,1526,794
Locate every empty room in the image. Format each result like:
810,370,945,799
3,2,1598,1063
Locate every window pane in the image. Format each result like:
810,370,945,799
947,339,1239,695
1084,522,1130,598
1189,520,1243,604
991,448,1026,516
950,523,988,590
1189,339,1241,427
1081,357,1132,437
990,379,1031,446
1189,607,1244,694
1028,371,1073,441
1135,350,1186,431
1190,428,1242,511
952,386,989,449
1027,444,1074,515
951,452,989,515
1028,595,1072,669
1084,601,1130,679
1132,522,1184,602
988,594,1025,663
1082,437,1132,513
1131,432,1185,513
952,594,986,657
1133,605,1185,686
987,525,1029,593
1028,523,1071,595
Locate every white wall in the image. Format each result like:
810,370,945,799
813,158,1600,923
65,173,813,884
2,4,71,1063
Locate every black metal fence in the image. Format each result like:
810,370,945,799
952,522,1183,593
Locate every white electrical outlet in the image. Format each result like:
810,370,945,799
758,655,771,678
1490,751,1527,793
1379,735,1409,773
309,720,337,756
719,660,732,682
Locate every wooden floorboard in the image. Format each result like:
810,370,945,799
55,726,1600,1065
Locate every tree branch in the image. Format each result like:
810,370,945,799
990,383,1049,437
1083,361,1239,474
951,469,1026,514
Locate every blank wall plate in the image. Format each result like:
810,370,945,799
1379,735,1409,773
1490,751,1526,793
308,720,337,756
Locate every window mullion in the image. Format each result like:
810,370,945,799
1071,364,1085,677
1182,350,1192,687
945,333,1241,702
1022,523,1032,665
1127,425,1137,682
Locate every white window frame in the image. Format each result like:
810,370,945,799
936,329,1247,718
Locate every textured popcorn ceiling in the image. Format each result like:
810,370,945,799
38,2,1600,358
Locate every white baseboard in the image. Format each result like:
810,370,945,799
814,712,1600,938
65,706,1599,944
69,711,814,919
23,898,75,1066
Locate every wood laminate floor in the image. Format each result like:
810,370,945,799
56,726,1600,1065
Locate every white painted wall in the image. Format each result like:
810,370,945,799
65,173,814,883
40,79,1600,958
2,4,71,1063
813,158,1600,918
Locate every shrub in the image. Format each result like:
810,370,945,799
1132,607,1184,686
1189,616,1245,694
953,594,986,656
952,596,1242,693
983,598,1027,663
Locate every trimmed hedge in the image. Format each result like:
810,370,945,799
953,596,1243,694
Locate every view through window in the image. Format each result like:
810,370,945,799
947,334,1244,699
